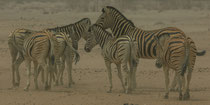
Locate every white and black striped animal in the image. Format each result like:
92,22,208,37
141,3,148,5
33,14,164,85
8,29,36,87
154,34,205,100
23,31,79,91
84,24,138,93
95,6,206,90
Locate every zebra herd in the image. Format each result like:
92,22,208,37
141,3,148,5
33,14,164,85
8,6,206,100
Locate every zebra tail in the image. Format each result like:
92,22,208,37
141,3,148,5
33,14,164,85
129,40,138,68
46,31,56,65
181,40,190,76
196,50,206,56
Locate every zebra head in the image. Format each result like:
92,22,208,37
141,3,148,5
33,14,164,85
75,18,92,40
95,6,114,29
84,25,98,52
154,34,170,68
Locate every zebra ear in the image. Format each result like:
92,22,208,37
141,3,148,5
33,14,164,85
102,7,109,14
154,35,159,42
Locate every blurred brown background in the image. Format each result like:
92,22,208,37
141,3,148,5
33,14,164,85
0,0,209,105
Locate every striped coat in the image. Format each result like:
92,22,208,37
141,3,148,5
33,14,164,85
8,28,36,87
84,24,138,93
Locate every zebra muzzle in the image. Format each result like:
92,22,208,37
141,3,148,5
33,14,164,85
84,46,91,52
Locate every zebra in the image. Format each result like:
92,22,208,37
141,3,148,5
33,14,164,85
8,29,37,87
23,30,79,91
95,6,206,89
46,18,91,85
154,34,205,100
84,24,138,93
47,18,91,50
158,36,206,97
47,30,80,87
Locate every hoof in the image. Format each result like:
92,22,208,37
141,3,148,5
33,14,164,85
179,95,183,100
60,82,64,85
107,90,112,93
15,83,20,87
183,93,190,100
44,85,50,90
125,90,129,94
35,86,39,90
68,83,72,88
72,81,75,85
170,88,178,92
24,87,29,91
164,95,169,99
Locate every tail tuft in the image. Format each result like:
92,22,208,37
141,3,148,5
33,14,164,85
155,62,162,68
181,64,187,76
196,50,206,56
50,55,55,65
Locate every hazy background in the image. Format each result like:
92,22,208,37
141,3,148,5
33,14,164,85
0,1,209,105
1,0,210,12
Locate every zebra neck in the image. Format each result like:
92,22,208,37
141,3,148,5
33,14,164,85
111,21,135,37
73,25,83,41
96,32,112,49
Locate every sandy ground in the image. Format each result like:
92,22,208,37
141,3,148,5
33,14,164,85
0,4,210,105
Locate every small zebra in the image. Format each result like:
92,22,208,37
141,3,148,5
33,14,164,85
154,34,205,100
47,18,91,50
163,36,206,92
8,29,36,87
23,30,79,91
47,30,80,87
47,18,91,85
84,24,138,93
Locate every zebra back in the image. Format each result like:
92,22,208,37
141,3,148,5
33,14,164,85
8,29,36,52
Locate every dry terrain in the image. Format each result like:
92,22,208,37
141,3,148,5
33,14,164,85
0,2,210,105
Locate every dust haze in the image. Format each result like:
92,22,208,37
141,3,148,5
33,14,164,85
0,0,210,105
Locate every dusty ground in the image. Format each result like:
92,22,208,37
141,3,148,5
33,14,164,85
0,2,210,105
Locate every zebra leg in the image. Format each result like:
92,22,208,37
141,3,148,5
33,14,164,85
183,68,192,100
170,71,178,91
178,74,184,100
9,42,18,87
116,64,126,93
24,60,31,91
131,61,138,90
66,55,74,87
122,62,130,94
37,66,45,84
33,62,39,90
41,62,50,90
54,64,60,86
105,61,112,93
59,57,65,85
14,55,24,87
11,55,17,87
163,66,170,99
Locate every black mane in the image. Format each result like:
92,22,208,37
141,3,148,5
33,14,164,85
48,18,90,30
74,18,90,24
104,6,135,27
92,24,112,37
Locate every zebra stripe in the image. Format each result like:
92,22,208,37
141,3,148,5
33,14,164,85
84,24,138,93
